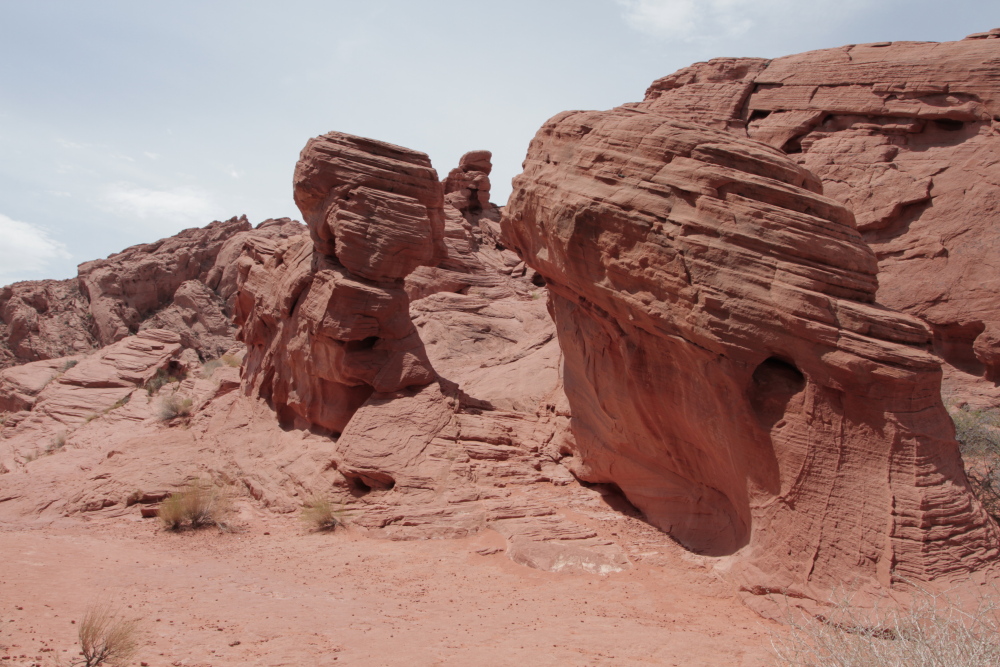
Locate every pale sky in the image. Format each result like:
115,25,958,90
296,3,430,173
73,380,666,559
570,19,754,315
2,0,999,285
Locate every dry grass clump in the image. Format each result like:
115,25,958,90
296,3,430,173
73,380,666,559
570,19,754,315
159,480,228,530
62,359,79,372
951,406,1000,519
73,601,140,667
202,353,241,378
772,584,1000,667
300,495,345,531
158,393,193,421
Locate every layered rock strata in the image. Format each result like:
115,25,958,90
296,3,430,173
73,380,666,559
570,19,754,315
236,134,442,433
634,32,1000,405
502,108,999,597
0,216,304,369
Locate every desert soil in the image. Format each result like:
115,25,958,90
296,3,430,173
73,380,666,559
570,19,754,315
0,496,781,667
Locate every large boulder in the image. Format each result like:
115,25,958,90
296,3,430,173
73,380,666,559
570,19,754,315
502,107,999,598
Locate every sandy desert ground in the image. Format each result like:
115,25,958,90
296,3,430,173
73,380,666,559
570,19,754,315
1,488,783,667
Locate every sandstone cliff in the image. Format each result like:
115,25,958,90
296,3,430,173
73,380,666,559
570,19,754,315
633,30,1000,407
502,88,999,600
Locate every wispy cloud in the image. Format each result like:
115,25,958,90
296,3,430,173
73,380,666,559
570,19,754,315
614,0,874,42
0,213,72,281
100,183,222,226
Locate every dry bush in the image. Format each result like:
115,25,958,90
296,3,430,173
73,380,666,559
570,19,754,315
62,359,79,372
201,358,224,377
300,495,344,531
771,584,1000,667
74,601,140,667
158,394,193,421
159,480,229,530
951,407,1000,519
104,394,131,414
45,431,67,455
220,353,241,367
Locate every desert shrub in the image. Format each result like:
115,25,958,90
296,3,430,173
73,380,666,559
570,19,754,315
0,412,8,426
104,393,131,414
62,359,79,371
159,480,227,530
772,584,1000,667
952,407,1000,519
74,601,141,667
221,353,241,367
201,358,224,377
300,495,344,531
144,369,172,395
158,394,193,421
46,431,67,454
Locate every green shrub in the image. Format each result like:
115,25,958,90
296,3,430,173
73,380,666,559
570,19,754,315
62,359,79,371
158,394,193,421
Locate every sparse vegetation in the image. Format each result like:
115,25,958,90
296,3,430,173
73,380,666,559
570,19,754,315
158,393,193,421
84,412,99,424
48,431,67,453
771,583,1000,667
104,393,131,414
0,411,8,427
201,358,224,377
300,495,345,531
951,406,1000,519
144,368,173,395
221,353,241,367
159,480,228,530
62,359,79,371
73,601,141,667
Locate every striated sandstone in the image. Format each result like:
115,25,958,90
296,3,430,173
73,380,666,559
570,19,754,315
635,33,1000,406
502,107,999,599
0,216,305,369
237,133,441,433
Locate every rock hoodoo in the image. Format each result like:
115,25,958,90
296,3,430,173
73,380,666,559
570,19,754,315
235,134,441,433
502,106,999,597
634,32,1000,406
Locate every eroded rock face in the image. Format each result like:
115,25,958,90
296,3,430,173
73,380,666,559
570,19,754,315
635,33,1000,405
0,280,97,369
236,133,442,433
502,108,999,596
0,217,305,368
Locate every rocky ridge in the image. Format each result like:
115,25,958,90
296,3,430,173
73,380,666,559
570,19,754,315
0,216,305,369
635,30,1000,407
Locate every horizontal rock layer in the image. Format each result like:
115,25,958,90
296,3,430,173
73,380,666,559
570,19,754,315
638,33,1000,404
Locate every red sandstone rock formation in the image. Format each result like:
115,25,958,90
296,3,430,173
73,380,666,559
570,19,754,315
0,216,304,368
237,134,441,433
502,107,999,599
0,279,96,368
634,32,1000,406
